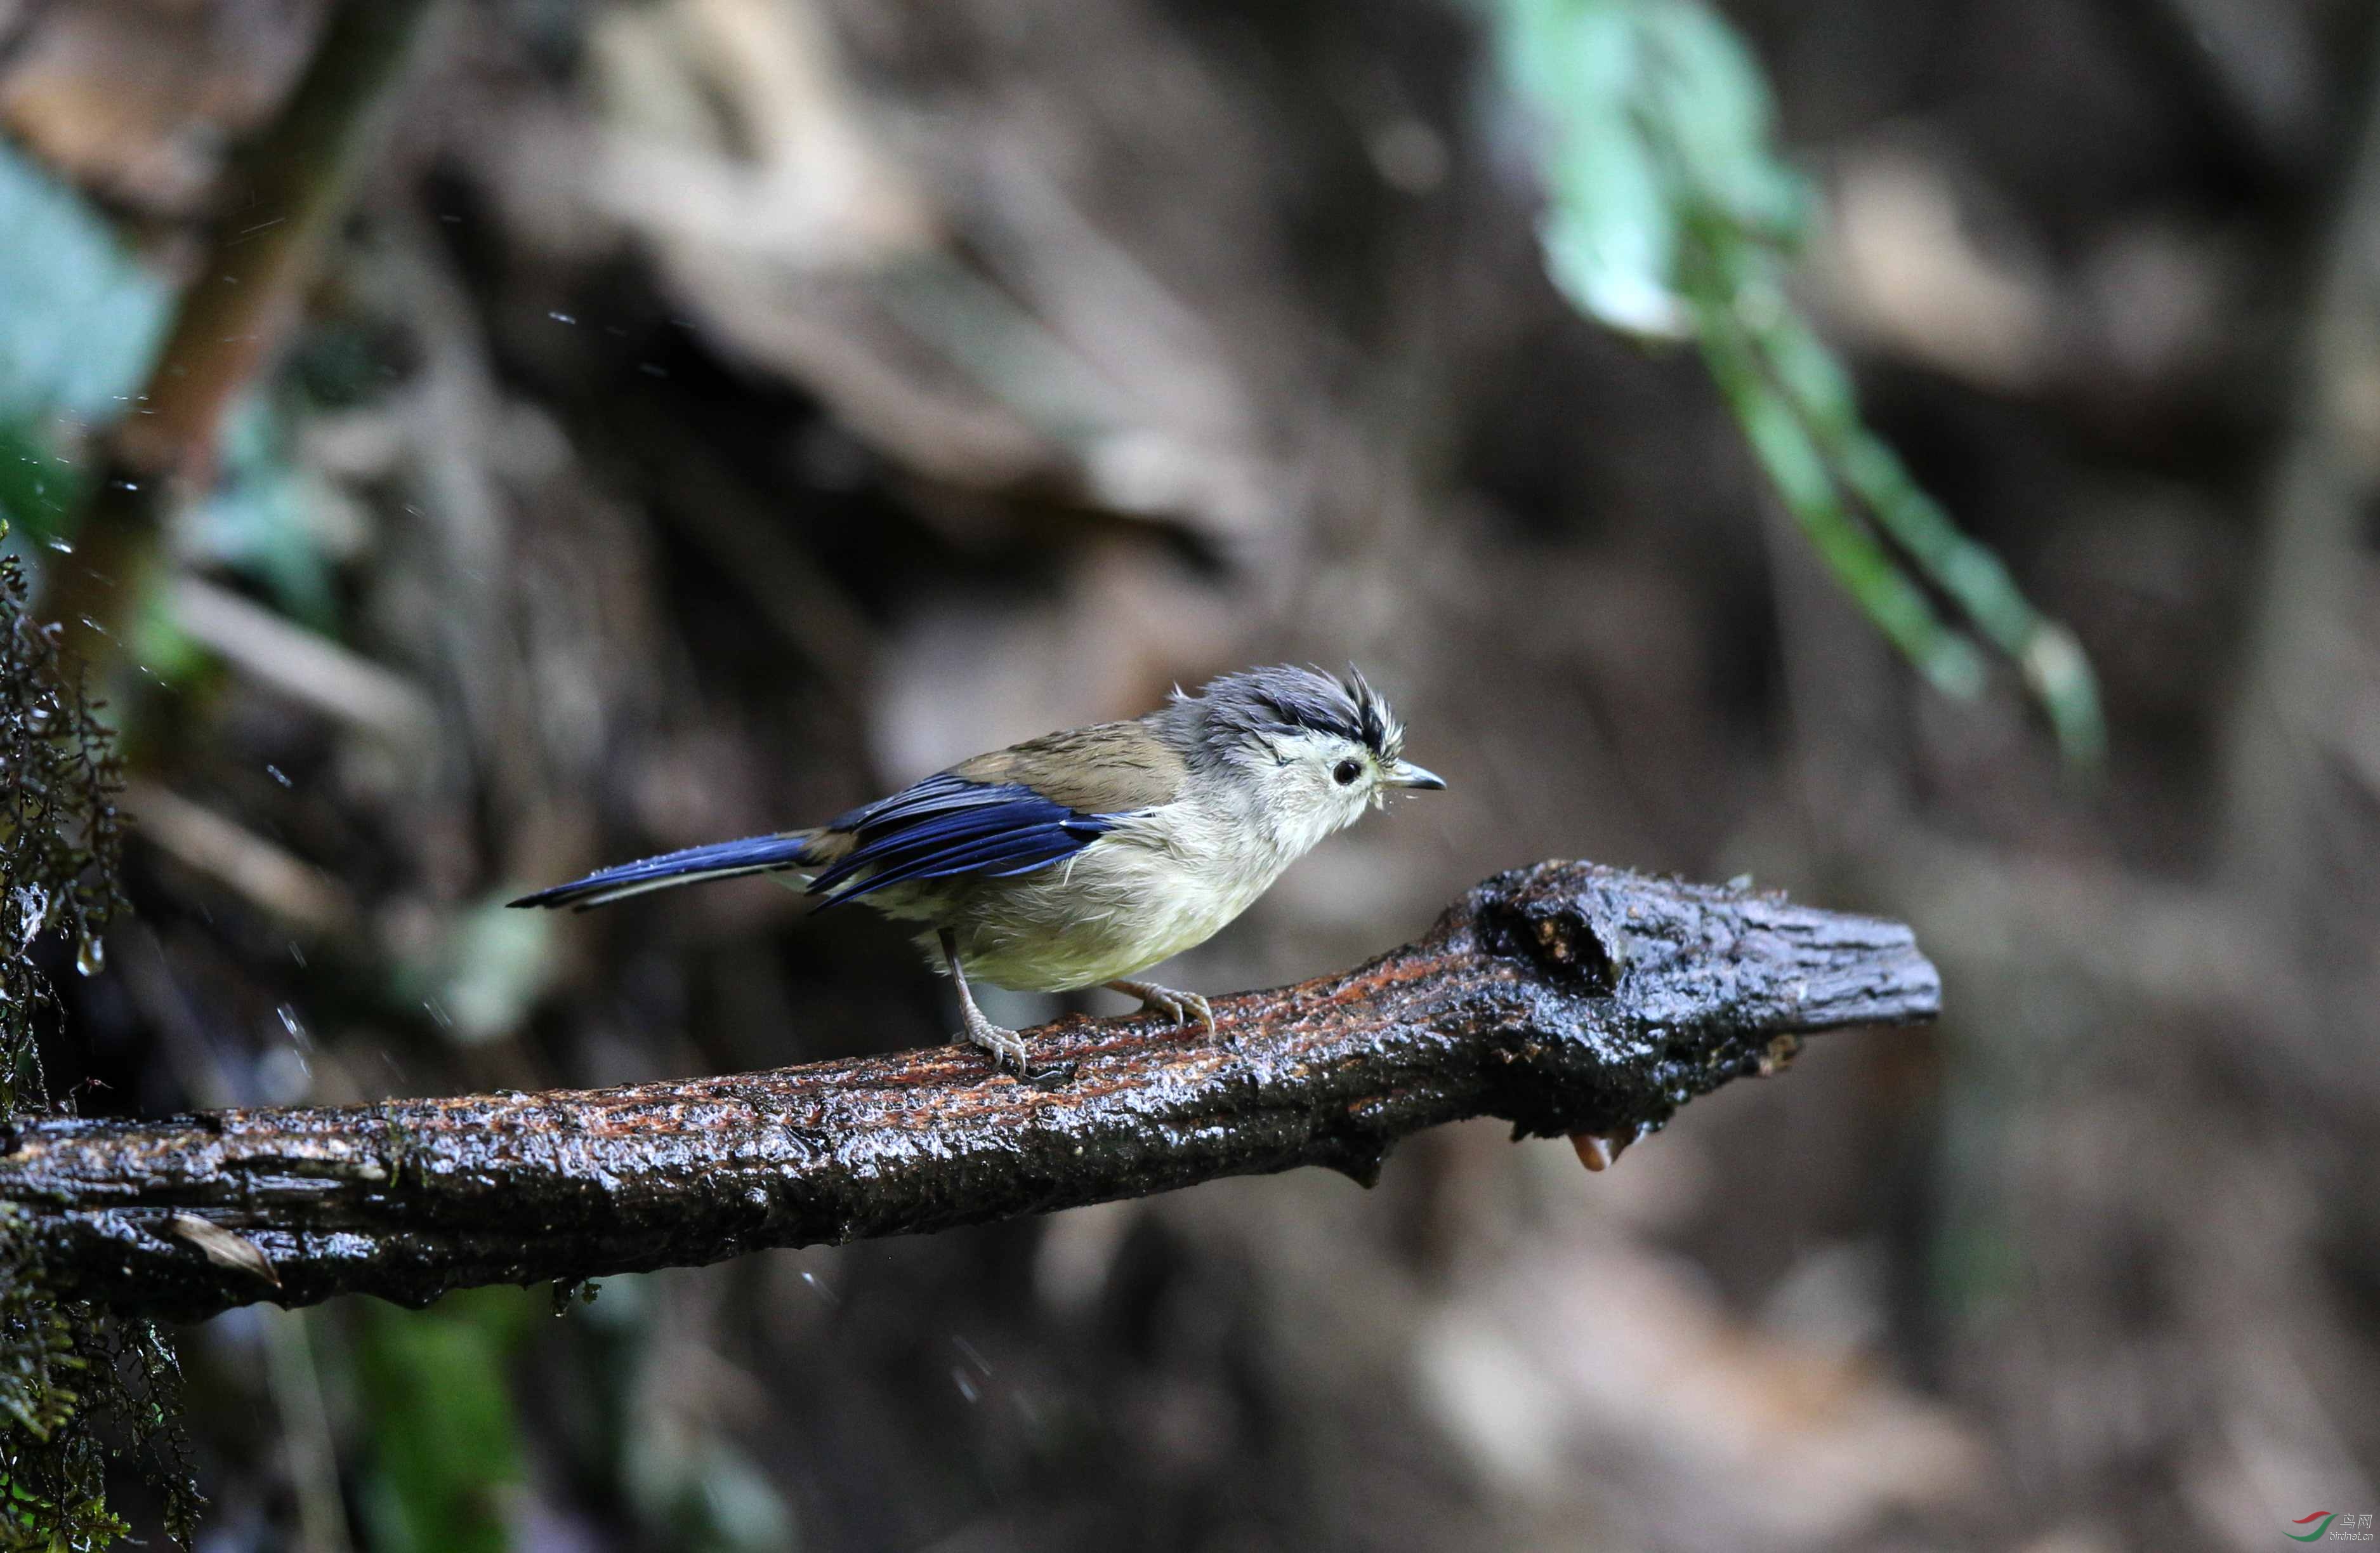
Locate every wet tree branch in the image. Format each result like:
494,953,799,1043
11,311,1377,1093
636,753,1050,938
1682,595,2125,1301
0,863,1938,1322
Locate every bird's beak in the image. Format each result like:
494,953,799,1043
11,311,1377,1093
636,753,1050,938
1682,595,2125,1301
1383,760,1447,791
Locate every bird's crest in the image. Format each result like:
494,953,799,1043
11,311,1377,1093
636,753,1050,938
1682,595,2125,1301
1171,664,1405,762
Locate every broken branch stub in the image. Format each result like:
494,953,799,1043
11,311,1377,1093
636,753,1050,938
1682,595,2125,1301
0,862,1938,1321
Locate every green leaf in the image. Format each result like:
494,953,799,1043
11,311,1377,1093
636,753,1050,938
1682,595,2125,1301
355,1288,539,1553
0,140,172,546
0,144,171,423
1502,1,1685,334
1633,1,1804,240
0,424,83,542
1487,0,2103,765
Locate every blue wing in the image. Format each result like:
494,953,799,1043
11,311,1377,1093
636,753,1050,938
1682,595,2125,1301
806,772,1114,908
509,772,1117,912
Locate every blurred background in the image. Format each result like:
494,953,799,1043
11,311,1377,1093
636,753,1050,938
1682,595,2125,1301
2,0,2376,1547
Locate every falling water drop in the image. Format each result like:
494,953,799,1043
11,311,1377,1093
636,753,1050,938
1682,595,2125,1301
265,763,291,788
952,1335,990,1376
74,934,105,976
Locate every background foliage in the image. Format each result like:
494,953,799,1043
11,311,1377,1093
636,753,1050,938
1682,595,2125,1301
0,0,2374,1547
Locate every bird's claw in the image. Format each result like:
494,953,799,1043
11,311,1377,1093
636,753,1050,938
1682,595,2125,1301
961,1017,1029,1075
1147,988,1213,1034
1108,981,1216,1040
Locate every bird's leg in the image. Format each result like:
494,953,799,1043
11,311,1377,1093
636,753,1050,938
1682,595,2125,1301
1104,979,1216,1039
941,930,1028,1074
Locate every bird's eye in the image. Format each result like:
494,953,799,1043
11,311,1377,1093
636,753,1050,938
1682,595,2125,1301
1332,758,1362,786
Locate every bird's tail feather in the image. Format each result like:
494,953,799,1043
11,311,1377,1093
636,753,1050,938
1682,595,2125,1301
508,831,825,911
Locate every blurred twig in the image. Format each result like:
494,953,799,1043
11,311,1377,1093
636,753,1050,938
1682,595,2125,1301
169,576,438,744
2219,20,2380,917
38,0,437,673
122,779,358,938
264,1307,352,1553
0,861,1936,1320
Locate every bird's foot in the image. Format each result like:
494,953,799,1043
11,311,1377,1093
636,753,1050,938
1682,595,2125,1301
1105,980,1216,1039
959,1010,1029,1075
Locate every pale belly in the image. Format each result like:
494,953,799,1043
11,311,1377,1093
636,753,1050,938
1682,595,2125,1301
865,831,1288,993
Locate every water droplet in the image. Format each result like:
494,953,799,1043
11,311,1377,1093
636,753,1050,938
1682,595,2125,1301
289,941,307,968
275,1003,312,1048
952,1368,978,1404
548,310,577,324
265,763,291,788
799,1269,838,1307
74,934,104,976
421,997,453,1029
44,536,71,554
15,886,52,949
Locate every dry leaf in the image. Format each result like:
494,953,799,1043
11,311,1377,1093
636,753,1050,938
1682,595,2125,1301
170,1213,281,1286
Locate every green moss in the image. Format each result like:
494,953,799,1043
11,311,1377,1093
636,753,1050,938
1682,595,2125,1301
0,531,200,1549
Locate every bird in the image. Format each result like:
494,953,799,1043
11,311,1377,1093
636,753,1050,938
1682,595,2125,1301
510,664,1446,1072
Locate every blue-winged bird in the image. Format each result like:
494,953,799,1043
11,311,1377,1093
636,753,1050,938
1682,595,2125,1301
511,665,1445,1071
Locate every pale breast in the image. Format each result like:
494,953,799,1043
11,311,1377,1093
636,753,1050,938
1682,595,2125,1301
933,802,1298,992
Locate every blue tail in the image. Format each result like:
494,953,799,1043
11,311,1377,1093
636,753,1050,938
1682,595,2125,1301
508,832,819,910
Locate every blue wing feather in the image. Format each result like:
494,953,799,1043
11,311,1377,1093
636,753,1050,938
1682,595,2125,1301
510,772,1118,912
806,773,1113,908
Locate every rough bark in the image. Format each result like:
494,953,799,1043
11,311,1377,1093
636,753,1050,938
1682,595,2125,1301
0,862,1939,1321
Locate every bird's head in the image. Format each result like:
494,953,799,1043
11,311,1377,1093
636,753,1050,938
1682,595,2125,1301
1161,664,1445,851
